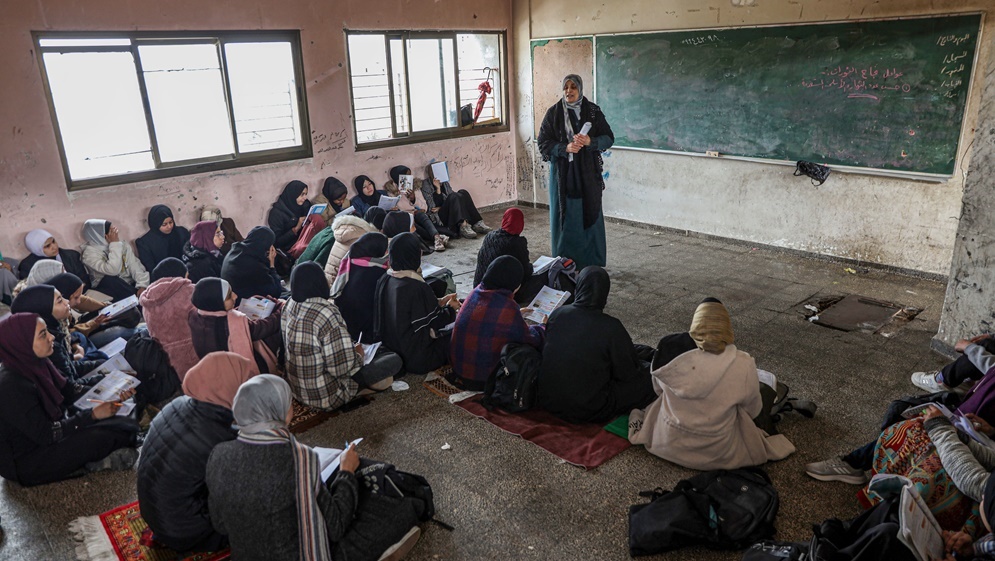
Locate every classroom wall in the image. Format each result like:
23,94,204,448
0,0,516,257
512,0,993,276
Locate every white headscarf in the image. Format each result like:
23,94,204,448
25,259,66,288
82,219,109,248
25,229,59,261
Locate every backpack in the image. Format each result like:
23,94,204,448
628,468,779,556
741,541,808,561
123,332,181,408
354,460,451,529
482,343,543,413
546,257,579,303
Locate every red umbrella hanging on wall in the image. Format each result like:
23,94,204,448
473,67,496,124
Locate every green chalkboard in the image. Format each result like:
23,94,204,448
595,15,981,176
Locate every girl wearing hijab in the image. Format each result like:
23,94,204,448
137,352,256,554
11,284,105,382
268,180,316,253
374,233,460,375
310,176,352,224
364,207,388,231
385,165,448,252
136,205,191,274
200,206,245,255
421,164,490,239
44,272,139,349
282,263,402,411
80,219,151,301
537,74,614,270
350,175,395,217
221,226,284,301
183,220,226,283
188,277,282,375
18,229,91,291
205,374,364,560
537,266,655,424
297,212,378,287
472,208,546,304
140,258,199,380
0,249,17,305
449,256,545,391
332,233,389,345
0,313,139,486
628,298,795,470
11,258,66,299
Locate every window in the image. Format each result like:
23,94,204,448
346,31,506,147
35,32,310,190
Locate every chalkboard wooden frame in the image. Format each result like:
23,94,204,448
570,13,984,182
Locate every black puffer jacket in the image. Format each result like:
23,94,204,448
18,249,92,292
472,230,532,288
137,396,235,553
181,242,223,284
49,323,103,383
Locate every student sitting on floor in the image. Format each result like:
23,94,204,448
282,262,401,410
449,256,545,391
374,233,460,375
537,266,656,424
11,285,104,382
0,250,17,306
350,175,394,217
268,180,315,254
188,277,282,376
628,298,796,470
472,208,546,305
221,226,284,301
199,206,244,255
333,233,389,345
364,207,388,232
310,176,350,224
421,163,490,239
80,219,150,301
12,258,65,299
0,313,140,487
294,212,376,286
18,229,92,292
183,220,226,284
141,258,198,380
207,373,361,561
384,165,448,252
913,333,995,394
45,273,139,349
137,352,256,555
136,205,191,275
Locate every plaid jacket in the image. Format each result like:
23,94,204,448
450,285,544,388
281,297,361,410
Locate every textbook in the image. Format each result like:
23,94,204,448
73,370,141,417
336,206,357,217
420,263,444,278
532,255,556,275
525,286,570,324
865,474,943,561
99,295,139,319
308,203,327,216
378,195,401,211
398,174,414,192
315,437,364,481
238,297,276,321
97,337,128,358
430,161,450,183
91,352,135,378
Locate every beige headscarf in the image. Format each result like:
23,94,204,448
689,298,734,354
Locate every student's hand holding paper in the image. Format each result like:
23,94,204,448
942,530,972,558
520,307,533,316
921,405,945,421
340,444,359,474
965,413,994,436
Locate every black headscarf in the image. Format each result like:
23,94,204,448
290,261,329,302
388,232,422,273
354,175,381,206
278,180,311,218
389,165,410,185
137,205,187,268
11,285,57,328
573,266,610,310
382,211,413,238
151,257,188,282
322,177,348,211
241,227,275,259
364,207,387,230
350,232,389,260
48,273,84,301
482,256,524,291
192,277,230,312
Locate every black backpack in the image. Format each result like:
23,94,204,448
481,343,543,413
629,468,779,556
354,460,451,529
123,332,181,408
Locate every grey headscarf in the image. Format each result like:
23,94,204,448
562,74,584,161
82,219,109,248
232,374,292,435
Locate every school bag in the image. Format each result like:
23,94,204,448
628,468,779,556
546,257,579,303
741,541,809,561
123,332,182,408
481,342,543,413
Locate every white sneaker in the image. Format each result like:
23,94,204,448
911,371,950,393
438,234,451,247
459,222,477,239
434,235,447,252
471,220,492,234
804,457,868,485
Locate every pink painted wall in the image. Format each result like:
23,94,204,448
0,0,516,257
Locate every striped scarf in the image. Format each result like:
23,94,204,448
238,427,331,561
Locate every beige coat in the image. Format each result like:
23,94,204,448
81,240,151,289
323,215,377,286
310,192,343,224
628,345,795,470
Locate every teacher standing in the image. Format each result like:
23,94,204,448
537,74,614,269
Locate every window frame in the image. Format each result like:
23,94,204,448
345,29,509,151
33,30,312,192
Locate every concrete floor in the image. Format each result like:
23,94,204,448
0,206,952,560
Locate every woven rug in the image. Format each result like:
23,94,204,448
69,501,229,561
289,395,372,434
421,366,461,398
455,395,631,469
